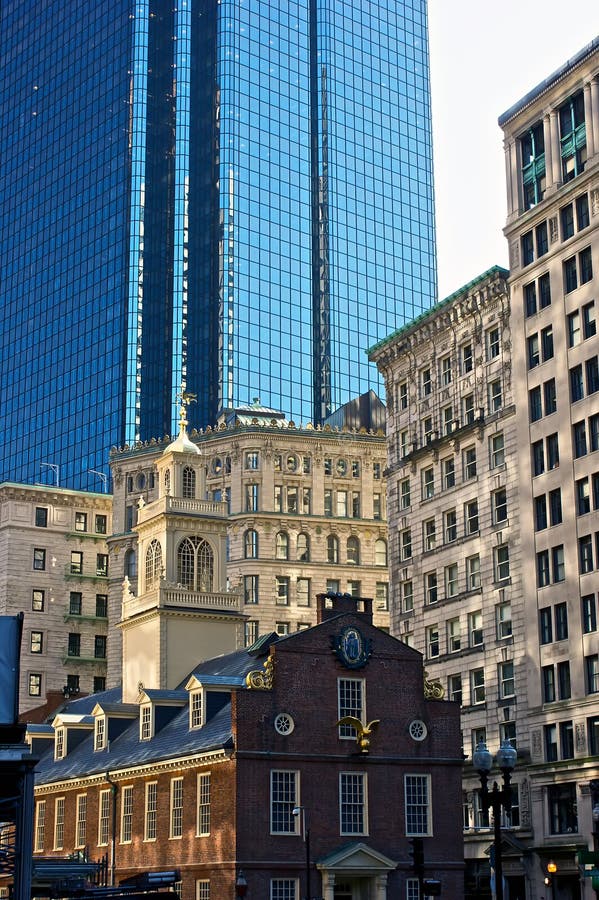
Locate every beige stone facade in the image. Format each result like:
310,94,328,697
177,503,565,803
0,483,112,714
107,411,389,686
370,39,599,900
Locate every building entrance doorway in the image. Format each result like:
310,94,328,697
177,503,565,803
333,878,371,900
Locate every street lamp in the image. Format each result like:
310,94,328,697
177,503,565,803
473,739,517,900
292,806,311,900
235,870,247,898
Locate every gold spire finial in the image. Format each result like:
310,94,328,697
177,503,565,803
177,388,197,433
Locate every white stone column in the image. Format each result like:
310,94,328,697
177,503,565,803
374,873,388,900
549,110,561,187
584,81,595,159
320,871,335,900
543,113,554,192
591,76,599,159
504,140,517,219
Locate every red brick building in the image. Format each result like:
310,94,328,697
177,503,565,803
28,593,464,900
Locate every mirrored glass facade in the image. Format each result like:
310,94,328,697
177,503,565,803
1,0,436,489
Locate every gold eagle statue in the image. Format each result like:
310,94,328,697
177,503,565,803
336,717,380,753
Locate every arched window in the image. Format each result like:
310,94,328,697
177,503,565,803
124,549,137,579
244,529,259,559
375,538,388,567
276,532,289,560
297,533,310,562
347,536,360,565
327,535,339,564
145,539,162,586
182,466,196,499
177,537,214,592
164,469,171,493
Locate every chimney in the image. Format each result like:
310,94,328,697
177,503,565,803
316,592,373,625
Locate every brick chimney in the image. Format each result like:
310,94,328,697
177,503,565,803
316,592,373,625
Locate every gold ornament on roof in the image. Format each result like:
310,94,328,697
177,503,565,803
336,717,380,753
423,670,445,699
246,655,274,691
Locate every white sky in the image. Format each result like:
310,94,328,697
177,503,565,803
428,1,599,299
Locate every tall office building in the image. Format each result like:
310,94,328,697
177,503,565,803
1,1,436,490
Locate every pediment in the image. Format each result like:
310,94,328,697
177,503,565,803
316,841,398,873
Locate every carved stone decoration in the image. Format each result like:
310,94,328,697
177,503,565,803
531,729,542,760
519,778,531,827
592,188,599,217
423,669,444,699
245,655,274,690
575,721,586,753
549,216,559,243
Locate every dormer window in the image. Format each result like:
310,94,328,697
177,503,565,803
95,717,106,751
190,690,204,729
55,727,65,760
140,704,153,741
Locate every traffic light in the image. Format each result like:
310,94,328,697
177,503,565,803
409,837,425,882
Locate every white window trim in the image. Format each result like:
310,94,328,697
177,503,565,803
140,703,153,741
270,769,300,835
337,677,365,739
197,772,211,837
97,789,111,847
190,689,205,729
404,773,432,836
339,771,368,836
144,781,158,842
53,796,65,850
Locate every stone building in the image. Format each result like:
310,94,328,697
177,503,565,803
0,483,112,714
369,36,599,900
107,401,389,686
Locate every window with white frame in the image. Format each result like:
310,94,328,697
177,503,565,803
276,576,290,604
145,782,157,841
470,668,485,704
426,625,439,658
494,545,510,582
448,674,462,704
442,456,455,489
465,499,479,534
405,774,431,835
75,794,87,848
121,785,133,842
98,789,110,846
338,678,363,738
499,661,515,698
197,772,211,836
406,878,420,900
447,618,461,652
95,716,106,751
270,880,298,900
425,572,438,604
402,580,414,612
270,770,298,834
376,582,389,610
423,518,436,551
170,777,183,838
496,602,512,638
55,727,65,760
400,529,412,560
445,563,459,598
190,690,204,728
34,800,46,853
440,355,452,386
469,611,483,646
140,704,153,740
399,381,408,409
444,509,457,543
486,325,500,359
492,488,508,524
490,432,505,468
400,478,411,509
466,554,481,590
54,797,65,850
340,772,367,835
489,378,503,412
196,881,210,900
463,446,477,479
422,467,434,500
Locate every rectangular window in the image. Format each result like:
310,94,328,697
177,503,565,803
549,488,562,525
244,575,259,605
144,782,157,841
587,357,599,395
33,548,46,571
442,457,455,489
120,785,133,842
574,421,588,458
445,563,458,599
75,512,88,532
462,343,473,373
286,487,298,514
402,580,414,612
95,514,107,534
404,775,430,835
94,635,107,659
537,550,550,587
539,272,551,308
561,202,575,239
540,607,553,644
591,414,599,451
487,326,500,359
196,882,210,900
270,880,297,900
245,483,259,512
190,691,203,729
68,633,81,657
580,246,593,284
492,488,508,524
400,529,412,561
426,625,439,658
529,386,542,421
583,302,597,338
577,193,590,229
276,576,290,605
555,602,568,640
552,544,565,583
542,665,556,702
564,255,578,293
375,582,389,611
423,518,436,552
399,478,411,509
466,555,481,591
422,467,434,500
338,678,363,738
499,661,515,698
463,393,475,424
443,509,457,543
170,778,183,839
35,507,48,528
425,572,438,605
463,447,476,479
421,368,432,396
583,594,597,633
469,612,483,647
75,794,87,848
558,661,571,700
548,783,578,834
568,310,581,347
524,281,537,317
399,381,408,409
490,433,505,468
34,800,46,853
30,631,43,654
528,333,540,369
465,500,479,535
440,356,452,386
534,495,547,531
70,551,83,574
496,602,512,639
545,724,558,762
586,654,599,694
29,673,42,696
98,790,110,847
96,594,108,618
544,378,557,415
140,705,153,741
448,674,462,704
54,797,65,850
340,772,367,835
521,231,534,266
32,589,45,611
541,325,554,361
447,617,461,652
471,668,485,704
197,773,211,836
489,379,502,412
96,553,108,577
580,535,594,573
270,771,298,834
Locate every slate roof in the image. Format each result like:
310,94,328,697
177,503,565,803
33,646,271,786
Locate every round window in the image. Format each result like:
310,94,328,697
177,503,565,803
408,719,428,742
274,713,295,736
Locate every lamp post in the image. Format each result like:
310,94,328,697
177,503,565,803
235,870,247,898
473,739,517,900
292,806,311,900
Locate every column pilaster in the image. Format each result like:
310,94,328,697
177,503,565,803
584,81,595,159
549,110,561,188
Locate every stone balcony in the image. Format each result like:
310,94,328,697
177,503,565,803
122,579,242,619
136,495,228,525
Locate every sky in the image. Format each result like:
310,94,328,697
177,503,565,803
428,1,599,299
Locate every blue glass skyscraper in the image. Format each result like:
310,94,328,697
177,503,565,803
1,0,436,489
